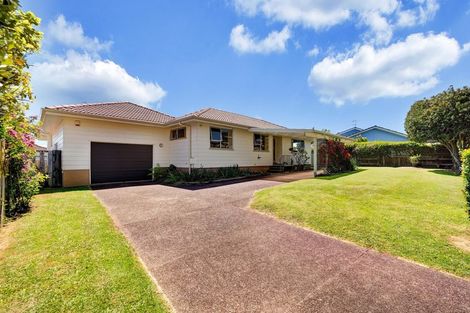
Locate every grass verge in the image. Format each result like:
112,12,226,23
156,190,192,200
252,167,470,278
0,187,169,312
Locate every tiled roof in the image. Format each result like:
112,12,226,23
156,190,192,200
171,108,286,129
45,102,175,125
45,103,285,129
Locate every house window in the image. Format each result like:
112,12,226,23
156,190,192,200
170,127,186,140
210,127,232,149
253,134,269,151
292,139,305,151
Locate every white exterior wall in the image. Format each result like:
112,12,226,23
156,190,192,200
168,127,190,168
50,122,64,150
189,122,273,168
56,117,171,170
47,117,308,172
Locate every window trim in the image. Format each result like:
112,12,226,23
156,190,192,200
209,127,233,150
170,127,186,141
253,133,269,152
291,139,305,151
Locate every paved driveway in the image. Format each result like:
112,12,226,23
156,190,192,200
94,178,470,313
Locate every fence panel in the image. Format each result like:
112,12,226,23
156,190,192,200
48,150,62,187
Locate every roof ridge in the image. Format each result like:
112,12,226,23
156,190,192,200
124,102,175,119
193,107,212,117
47,101,127,109
46,101,175,119
354,125,407,137
205,107,286,129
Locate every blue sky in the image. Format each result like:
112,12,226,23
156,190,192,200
25,0,470,133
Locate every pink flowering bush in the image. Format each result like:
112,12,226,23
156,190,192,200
3,123,45,217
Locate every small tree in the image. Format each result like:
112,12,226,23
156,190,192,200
405,86,470,173
1,0,43,221
320,139,355,174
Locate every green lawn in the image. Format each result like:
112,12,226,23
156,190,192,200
0,188,169,312
252,167,470,278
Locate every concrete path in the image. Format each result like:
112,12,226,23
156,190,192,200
94,178,470,313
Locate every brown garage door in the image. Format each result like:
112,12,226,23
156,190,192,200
91,142,153,184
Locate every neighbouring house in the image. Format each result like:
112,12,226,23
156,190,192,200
40,102,351,187
338,125,408,142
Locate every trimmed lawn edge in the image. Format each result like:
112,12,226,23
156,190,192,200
249,203,470,281
0,187,171,312
93,192,176,312
250,167,470,278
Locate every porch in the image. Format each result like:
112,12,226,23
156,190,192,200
249,128,354,176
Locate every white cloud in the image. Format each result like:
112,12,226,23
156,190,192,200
396,0,439,27
306,46,319,57
360,11,393,45
46,15,113,53
29,16,166,115
229,24,290,54
232,0,399,30
31,51,166,110
232,0,440,46
308,33,465,105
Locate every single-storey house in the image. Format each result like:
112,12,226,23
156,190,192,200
40,102,351,187
338,126,408,142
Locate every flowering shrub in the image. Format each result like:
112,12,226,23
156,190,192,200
320,139,355,174
3,122,46,217
0,0,44,220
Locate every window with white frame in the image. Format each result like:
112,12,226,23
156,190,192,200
170,127,186,140
292,139,305,151
253,134,269,151
210,127,233,149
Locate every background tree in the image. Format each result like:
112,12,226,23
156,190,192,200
1,0,43,223
405,86,470,173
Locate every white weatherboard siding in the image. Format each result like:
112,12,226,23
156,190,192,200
58,117,171,170
168,128,190,168
189,122,273,168
50,122,64,150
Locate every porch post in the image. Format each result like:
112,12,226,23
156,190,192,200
313,137,318,177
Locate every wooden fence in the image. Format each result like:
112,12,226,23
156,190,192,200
356,150,453,168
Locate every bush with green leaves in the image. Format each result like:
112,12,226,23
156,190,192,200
462,148,470,218
405,86,470,173
149,164,169,182
150,164,253,184
1,0,44,219
347,141,442,159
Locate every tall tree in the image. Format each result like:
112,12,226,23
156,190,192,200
405,86,470,173
0,0,42,224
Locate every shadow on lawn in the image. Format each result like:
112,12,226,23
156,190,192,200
316,169,367,180
428,169,460,177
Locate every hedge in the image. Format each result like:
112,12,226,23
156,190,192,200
462,148,470,218
347,141,443,158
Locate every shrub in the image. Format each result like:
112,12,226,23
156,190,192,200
410,155,421,167
462,148,470,218
150,164,252,184
150,164,167,181
289,148,310,170
347,141,441,159
320,139,355,174
5,158,45,217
